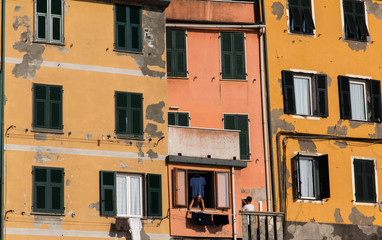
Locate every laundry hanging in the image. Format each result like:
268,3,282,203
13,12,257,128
190,175,206,198
128,218,142,240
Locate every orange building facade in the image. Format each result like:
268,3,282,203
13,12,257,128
165,0,268,238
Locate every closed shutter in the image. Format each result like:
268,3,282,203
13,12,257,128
338,76,352,119
33,85,47,128
33,167,48,212
221,33,232,79
174,30,187,77
130,93,143,136
100,171,116,216
49,86,63,129
115,92,143,135
115,5,127,49
318,154,330,199
168,112,175,125
289,0,302,28
370,80,381,123
166,30,174,76
177,113,189,126
115,5,141,51
147,174,162,217
233,33,246,79
237,115,250,160
282,70,296,114
354,160,376,203
223,114,235,130
315,74,328,117
115,92,128,134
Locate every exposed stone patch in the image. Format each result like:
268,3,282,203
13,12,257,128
12,15,45,80
136,142,144,157
349,207,375,225
287,222,341,240
285,168,292,190
120,161,131,169
271,109,295,135
34,215,63,230
14,6,21,12
344,39,368,52
85,133,92,140
334,140,348,149
34,151,64,163
250,188,267,202
56,46,69,54
366,0,382,19
145,123,164,138
34,133,47,142
298,138,317,153
146,149,158,159
66,179,71,186
146,101,165,123
334,208,344,223
271,2,284,20
88,202,100,211
327,120,347,136
349,120,373,129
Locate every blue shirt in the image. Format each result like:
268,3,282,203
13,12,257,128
190,176,206,198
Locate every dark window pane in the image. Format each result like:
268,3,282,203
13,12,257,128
178,113,188,126
118,25,126,48
51,169,62,183
117,93,127,107
168,113,175,125
103,172,114,185
116,5,126,23
51,102,60,128
36,102,45,126
150,192,159,214
130,7,140,24
38,16,46,39
149,175,160,188
52,187,61,209
35,85,46,99
132,109,141,134
221,33,231,51
51,0,61,15
131,26,139,50
104,189,113,211
52,18,61,41
36,186,46,208
37,0,47,13
118,109,127,133
35,168,47,182
131,94,142,108
50,87,61,101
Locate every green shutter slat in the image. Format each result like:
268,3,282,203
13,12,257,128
147,174,162,217
168,112,176,125
115,5,141,52
224,114,235,130
237,115,250,160
315,74,328,117
370,80,382,123
282,71,296,114
338,76,352,119
100,171,116,216
221,32,245,80
167,30,186,77
291,154,301,199
33,84,62,130
177,113,189,126
115,92,143,136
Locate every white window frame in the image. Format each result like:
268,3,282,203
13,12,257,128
351,156,378,205
297,156,319,200
293,75,313,116
116,173,143,218
349,80,368,121
34,0,64,44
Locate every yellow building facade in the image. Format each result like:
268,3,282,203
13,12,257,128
2,0,170,239
263,0,382,238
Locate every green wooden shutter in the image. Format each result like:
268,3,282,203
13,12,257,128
33,167,48,212
147,174,162,217
282,70,296,114
289,0,302,28
177,113,189,126
237,115,250,160
100,171,116,216
354,160,376,203
50,168,64,213
370,80,382,123
343,0,357,36
355,1,368,37
233,33,245,80
301,0,315,31
51,0,63,42
130,93,143,136
33,84,47,128
291,154,301,199
223,114,235,130
315,74,328,117
166,30,174,76
338,76,352,119
221,33,232,79
115,92,127,134
318,154,330,199
129,6,142,51
168,112,175,125
174,30,187,77
115,5,127,49
49,86,63,129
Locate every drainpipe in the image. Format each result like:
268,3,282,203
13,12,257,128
231,167,237,240
259,0,277,212
0,0,5,238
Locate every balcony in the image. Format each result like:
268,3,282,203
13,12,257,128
168,126,246,167
240,211,285,240
166,0,258,24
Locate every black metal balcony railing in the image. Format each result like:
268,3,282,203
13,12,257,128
240,211,285,240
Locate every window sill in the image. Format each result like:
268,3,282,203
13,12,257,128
33,40,65,46
288,31,315,37
295,199,324,204
115,134,144,141
353,202,378,206
220,78,247,82
114,49,144,55
167,76,189,80
31,128,64,135
292,115,320,120
343,37,368,43
31,212,65,216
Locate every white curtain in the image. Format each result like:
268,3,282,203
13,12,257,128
299,159,314,198
130,177,141,216
294,77,311,115
117,175,127,216
350,82,366,120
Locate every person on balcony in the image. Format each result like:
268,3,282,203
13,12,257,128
241,196,254,211
188,194,205,211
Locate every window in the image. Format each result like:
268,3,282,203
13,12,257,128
33,166,64,213
35,0,63,43
220,32,246,80
167,30,187,77
33,84,63,130
289,0,315,34
100,171,162,217
292,154,330,200
282,71,328,117
338,76,381,122
224,114,250,160
173,169,230,209
353,159,377,203
343,0,369,41
115,92,143,136
168,112,189,126
115,5,142,52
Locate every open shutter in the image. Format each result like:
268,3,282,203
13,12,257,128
282,70,296,114
343,0,357,36
166,30,174,76
215,172,230,209
173,168,187,207
301,0,315,31
318,154,330,199
291,154,301,199
289,0,302,28
147,174,162,217
355,1,369,37
237,115,250,160
338,76,352,119
370,80,381,123
130,93,143,136
100,171,116,216
315,74,328,117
